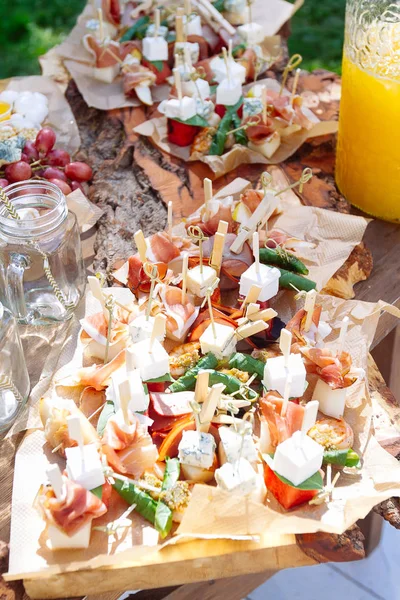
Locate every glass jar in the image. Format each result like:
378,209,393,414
335,0,400,222
0,302,30,432
0,181,86,325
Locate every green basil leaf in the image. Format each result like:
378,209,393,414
162,457,180,491
274,470,324,491
97,401,115,436
151,60,164,73
90,485,103,499
146,373,175,383
323,449,361,468
173,114,209,127
213,0,225,11
154,501,173,539
120,16,150,41
209,84,218,95
232,43,247,57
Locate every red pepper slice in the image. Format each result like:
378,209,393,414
167,119,200,147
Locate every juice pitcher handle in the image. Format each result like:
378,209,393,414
6,253,29,321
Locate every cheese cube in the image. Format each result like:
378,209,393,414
65,444,105,490
145,24,168,39
129,314,155,343
272,430,324,487
174,41,200,64
181,77,210,100
215,458,263,498
263,353,306,398
47,522,92,550
210,56,247,84
129,337,170,381
248,131,281,159
239,262,280,302
216,77,243,106
237,23,265,45
199,322,237,359
183,14,203,36
93,65,119,84
186,264,216,297
164,96,197,121
218,425,258,465
111,364,149,413
128,367,150,412
142,36,168,61
243,97,263,119
312,378,347,420
178,430,216,469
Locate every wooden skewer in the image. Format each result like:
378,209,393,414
207,288,217,339
185,0,192,15
134,230,147,263
195,369,210,404
204,178,212,220
176,15,185,43
281,373,292,417
46,465,64,500
304,289,317,333
290,68,301,107
181,251,189,300
168,201,173,241
222,47,231,84
253,231,260,274
67,415,85,459
301,400,319,435
199,383,225,433
150,313,166,352
97,8,105,43
240,284,261,309
210,232,225,276
217,220,229,235
119,380,131,426
280,328,292,368
87,275,107,317
262,86,268,125
337,316,349,356
154,8,160,37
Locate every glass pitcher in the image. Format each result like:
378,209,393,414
0,301,30,432
0,181,86,325
336,0,400,221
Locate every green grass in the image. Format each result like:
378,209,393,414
0,0,345,79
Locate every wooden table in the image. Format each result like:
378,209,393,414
1,41,400,600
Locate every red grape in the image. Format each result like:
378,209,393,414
46,148,71,167
0,179,9,188
23,141,39,162
70,180,84,192
43,167,67,182
48,178,72,195
5,161,32,183
35,128,56,155
20,153,29,163
65,162,93,182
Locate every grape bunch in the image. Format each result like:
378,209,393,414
0,127,93,195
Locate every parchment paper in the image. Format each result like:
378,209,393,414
2,76,81,155
134,79,338,177
6,292,400,580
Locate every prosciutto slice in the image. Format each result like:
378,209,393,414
122,65,156,97
83,35,121,68
300,347,354,389
286,306,322,347
58,350,126,391
116,427,159,478
260,392,304,448
36,476,107,535
102,0,121,25
159,285,198,339
102,411,138,451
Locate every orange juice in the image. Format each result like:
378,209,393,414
0,101,11,122
336,35,400,222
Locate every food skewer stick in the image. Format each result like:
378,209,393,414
204,177,212,221
246,0,253,26
217,220,229,235
195,0,235,36
174,68,184,118
87,275,108,318
301,400,319,435
337,316,349,356
167,201,173,241
275,167,313,197
181,251,189,300
210,231,226,276
281,373,292,417
46,465,64,500
176,14,185,43
304,289,317,333
206,286,217,339
185,0,192,15
262,86,268,125
195,369,210,405
119,382,131,426
67,415,85,465
280,328,292,368
134,229,147,263
184,43,193,72
188,224,207,275
154,8,160,37
104,295,115,364
279,53,302,96
97,8,105,43
149,313,166,352
200,383,225,432
290,68,301,107
240,283,261,310
253,231,260,275
222,47,231,84
228,39,233,61
189,399,202,431
144,262,159,320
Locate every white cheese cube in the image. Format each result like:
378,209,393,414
183,14,203,37
263,353,306,398
142,36,168,61
129,337,170,381
129,314,155,343
215,458,262,498
65,444,105,490
145,24,168,39
272,430,324,487
178,430,216,469
174,41,200,64
237,22,265,45
128,367,150,412
248,131,281,159
199,322,237,359
181,77,211,100
312,378,347,420
47,521,92,550
210,56,247,84
218,425,258,464
164,96,197,121
93,65,119,84
216,77,243,106
239,262,280,302
186,264,217,297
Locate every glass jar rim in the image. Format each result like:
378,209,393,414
0,181,67,239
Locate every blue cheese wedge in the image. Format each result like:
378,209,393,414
178,430,216,469
215,458,265,500
243,97,263,120
218,425,258,465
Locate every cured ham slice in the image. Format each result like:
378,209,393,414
80,311,129,346
286,306,322,347
148,232,181,263
245,116,275,143
300,347,354,389
237,47,258,82
102,0,121,25
102,411,138,451
122,65,157,98
83,35,121,68
57,350,126,391
127,255,168,292
78,387,106,428
260,392,304,448
241,189,264,213
159,285,199,341
36,476,107,535
117,427,159,478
